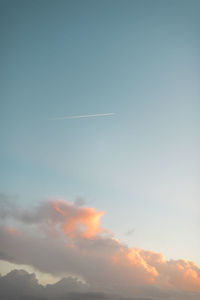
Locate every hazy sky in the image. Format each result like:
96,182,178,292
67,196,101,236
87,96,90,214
0,1,200,297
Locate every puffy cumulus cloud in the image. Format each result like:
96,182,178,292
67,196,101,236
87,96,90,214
0,269,140,300
135,249,200,290
0,269,43,299
0,269,200,300
0,195,105,239
0,196,200,299
52,199,105,238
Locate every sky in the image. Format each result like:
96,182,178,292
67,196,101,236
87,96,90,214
0,0,200,299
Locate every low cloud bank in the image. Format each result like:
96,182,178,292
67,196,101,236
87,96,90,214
0,269,200,300
0,194,200,299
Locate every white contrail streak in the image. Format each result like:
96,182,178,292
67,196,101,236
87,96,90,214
51,113,115,120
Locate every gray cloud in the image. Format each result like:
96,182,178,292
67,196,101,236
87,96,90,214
0,269,44,300
125,228,135,236
0,269,200,300
0,193,18,219
0,269,142,300
0,250,14,261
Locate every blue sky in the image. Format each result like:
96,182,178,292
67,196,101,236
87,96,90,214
1,0,200,266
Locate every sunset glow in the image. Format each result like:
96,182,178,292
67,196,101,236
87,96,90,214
52,200,105,238
1,1,199,299
1,199,200,293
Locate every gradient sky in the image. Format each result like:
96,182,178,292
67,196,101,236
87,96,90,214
1,0,200,275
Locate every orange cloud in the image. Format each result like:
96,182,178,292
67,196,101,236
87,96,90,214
111,247,159,285
111,246,200,291
5,227,20,236
52,200,105,239
1,198,200,294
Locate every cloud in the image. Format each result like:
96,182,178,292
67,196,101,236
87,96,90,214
0,195,106,239
0,269,138,300
0,195,200,298
51,199,105,238
0,269,43,300
125,228,135,236
0,193,18,219
0,269,200,300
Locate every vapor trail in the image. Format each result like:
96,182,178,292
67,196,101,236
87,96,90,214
51,113,115,120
